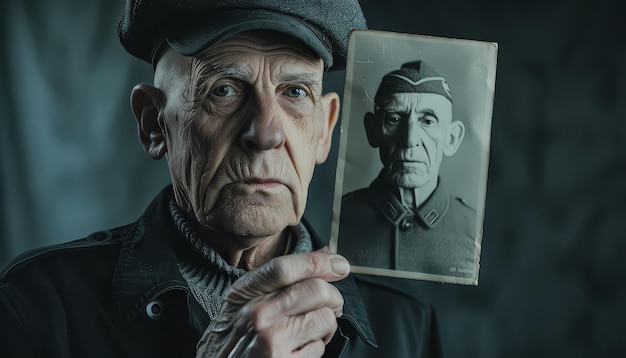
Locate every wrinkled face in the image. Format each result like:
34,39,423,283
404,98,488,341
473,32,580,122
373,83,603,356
154,32,335,237
376,93,453,189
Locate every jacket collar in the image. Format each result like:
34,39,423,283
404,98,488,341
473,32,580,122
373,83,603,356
369,172,450,229
111,186,377,346
111,186,187,320
302,220,378,347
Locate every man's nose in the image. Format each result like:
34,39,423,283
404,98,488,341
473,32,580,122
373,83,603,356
399,116,422,148
238,94,286,152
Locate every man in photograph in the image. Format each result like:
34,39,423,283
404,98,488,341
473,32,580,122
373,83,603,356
338,60,478,278
0,1,442,357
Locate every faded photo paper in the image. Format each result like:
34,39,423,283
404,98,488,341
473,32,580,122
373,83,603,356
330,30,497,285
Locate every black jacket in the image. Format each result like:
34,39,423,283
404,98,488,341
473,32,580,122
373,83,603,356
0,187,441,357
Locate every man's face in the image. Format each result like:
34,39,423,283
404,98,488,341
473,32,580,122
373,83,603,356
152,32,337,238
374,93,453,189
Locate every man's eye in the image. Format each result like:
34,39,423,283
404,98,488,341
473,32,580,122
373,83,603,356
284,86,308,99
210,85,237,97
385,114,401,126
420,115,437,126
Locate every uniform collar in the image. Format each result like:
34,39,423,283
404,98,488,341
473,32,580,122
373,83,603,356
369,172,450,229
111,186,377,346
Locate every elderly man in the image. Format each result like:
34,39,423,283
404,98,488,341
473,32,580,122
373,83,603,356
338,60,477,278
0,1,442,357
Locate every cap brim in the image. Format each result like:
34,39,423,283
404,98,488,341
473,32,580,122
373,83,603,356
164,9,333,67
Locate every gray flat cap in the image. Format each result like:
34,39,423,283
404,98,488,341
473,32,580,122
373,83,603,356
118,0,367,69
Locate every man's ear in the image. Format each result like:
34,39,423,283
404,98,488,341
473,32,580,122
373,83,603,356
443,120,465,156
130,83,167,159
364,112,382,148
315,92,341,164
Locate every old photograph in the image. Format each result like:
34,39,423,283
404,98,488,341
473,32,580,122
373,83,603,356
330,30,497,285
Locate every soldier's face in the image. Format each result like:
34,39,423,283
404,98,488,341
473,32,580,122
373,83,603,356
377,93,453,189
153,32,338,237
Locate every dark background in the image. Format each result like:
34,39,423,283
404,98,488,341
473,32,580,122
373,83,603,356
1,0,625,357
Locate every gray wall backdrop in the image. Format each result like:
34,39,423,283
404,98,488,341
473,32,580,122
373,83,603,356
1,0,625,357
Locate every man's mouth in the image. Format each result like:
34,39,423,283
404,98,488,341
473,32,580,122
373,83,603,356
391,160,428,173
242,177,284,187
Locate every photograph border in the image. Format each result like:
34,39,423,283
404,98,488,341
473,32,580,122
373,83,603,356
330,30,498,285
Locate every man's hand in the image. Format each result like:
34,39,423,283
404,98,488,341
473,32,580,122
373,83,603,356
195,249,350,358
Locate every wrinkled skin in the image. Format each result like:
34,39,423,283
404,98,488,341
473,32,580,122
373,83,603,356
131,31,344,357
364,92,464,208
132,31,339,268
195,249,350,357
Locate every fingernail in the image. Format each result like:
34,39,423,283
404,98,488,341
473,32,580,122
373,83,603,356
330,256,350,276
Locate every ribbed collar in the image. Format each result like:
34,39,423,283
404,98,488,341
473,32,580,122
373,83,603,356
110,186,376,346
368,172,450,229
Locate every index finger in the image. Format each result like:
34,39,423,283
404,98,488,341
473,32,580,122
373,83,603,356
226,250,350,305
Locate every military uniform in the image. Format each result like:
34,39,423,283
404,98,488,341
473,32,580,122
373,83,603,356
338,173,478,278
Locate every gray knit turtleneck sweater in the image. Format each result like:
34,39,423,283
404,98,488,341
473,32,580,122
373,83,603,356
169,200,313,319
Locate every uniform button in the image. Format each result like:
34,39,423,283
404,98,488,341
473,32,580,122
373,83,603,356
146,300,163,320
400,218,414,230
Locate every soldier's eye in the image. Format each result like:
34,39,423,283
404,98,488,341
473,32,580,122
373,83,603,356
385,114,401,126
420,114,438,126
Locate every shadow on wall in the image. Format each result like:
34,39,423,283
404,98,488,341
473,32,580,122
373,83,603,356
0,0,171,263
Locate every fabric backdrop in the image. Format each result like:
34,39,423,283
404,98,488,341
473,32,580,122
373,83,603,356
1,0,624,357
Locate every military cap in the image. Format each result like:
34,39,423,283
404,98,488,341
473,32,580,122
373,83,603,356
374,60,453,104
118,0,367,69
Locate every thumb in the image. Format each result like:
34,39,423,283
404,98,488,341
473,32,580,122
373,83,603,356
225,251,350,306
